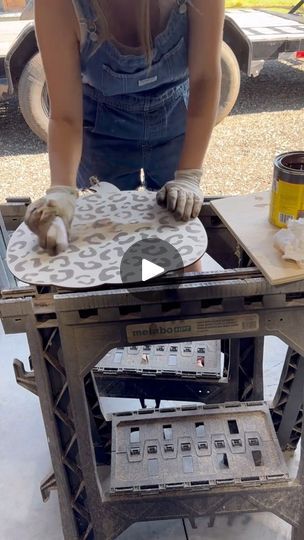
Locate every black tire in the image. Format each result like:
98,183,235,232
18,52,48,142
217,41,241,124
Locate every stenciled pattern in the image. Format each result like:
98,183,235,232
7,191,207,288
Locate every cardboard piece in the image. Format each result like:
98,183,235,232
211,191,304,285
7,190,207,288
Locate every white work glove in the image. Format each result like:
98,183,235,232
24,185,78,256
156,169,204,221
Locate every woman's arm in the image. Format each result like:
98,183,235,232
35,0,83,187
178,0,225,169
24,0,82,254
156,0,224,220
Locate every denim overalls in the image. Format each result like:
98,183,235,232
73,0,189,190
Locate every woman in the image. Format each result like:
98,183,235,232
25,0,224,255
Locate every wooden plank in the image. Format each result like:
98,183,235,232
2,0,26,10
211,191,304,285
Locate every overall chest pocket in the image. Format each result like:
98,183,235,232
101,37,188,96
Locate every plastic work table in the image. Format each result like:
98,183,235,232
0,198,304,540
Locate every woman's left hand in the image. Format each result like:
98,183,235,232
156,169,204,221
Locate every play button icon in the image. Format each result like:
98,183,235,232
142,259,165,281
120,238,184,298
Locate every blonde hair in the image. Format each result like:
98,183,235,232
90,0,153,62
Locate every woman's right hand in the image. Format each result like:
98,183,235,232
32,1,83,254
24,186,78,255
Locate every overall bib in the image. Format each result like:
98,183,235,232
73,0,189,190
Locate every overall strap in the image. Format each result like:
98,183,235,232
72,0,98,46
176,0,188,13
72,0,97,21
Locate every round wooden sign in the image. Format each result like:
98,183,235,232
7,190,207,288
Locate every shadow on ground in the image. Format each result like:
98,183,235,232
0,98,46,157
232,59,304,115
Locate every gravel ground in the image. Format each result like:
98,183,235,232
0,58,303,203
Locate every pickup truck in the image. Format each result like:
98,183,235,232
1,1,304,141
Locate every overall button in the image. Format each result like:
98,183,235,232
177,0,187,13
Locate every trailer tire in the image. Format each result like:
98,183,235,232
17,43,239,140
18,53,48,142
217,42,241,124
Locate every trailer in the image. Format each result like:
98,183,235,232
0,1,304,141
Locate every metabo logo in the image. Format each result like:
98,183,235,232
132,323,191,338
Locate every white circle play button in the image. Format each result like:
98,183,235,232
120,238,184,293
142,259,165,281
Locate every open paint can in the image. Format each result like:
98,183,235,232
269,151,304,228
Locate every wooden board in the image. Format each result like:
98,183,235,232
7,189,207,289
211,191,304,285
2,1,26,9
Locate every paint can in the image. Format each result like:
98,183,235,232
269,151,304,228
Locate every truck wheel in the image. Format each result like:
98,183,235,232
17,43,239,139
18,53,48,142
217,42,241,124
